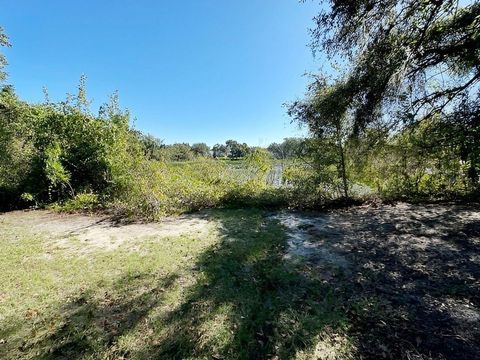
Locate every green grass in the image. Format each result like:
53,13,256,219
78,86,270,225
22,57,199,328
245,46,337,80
0,210,353,360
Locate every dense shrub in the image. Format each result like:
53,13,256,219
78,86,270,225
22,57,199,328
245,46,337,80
0,82,141,210
110,152,285,220
110,159,231,218
52,192,100,213
0,82,291,218
346,119,476,200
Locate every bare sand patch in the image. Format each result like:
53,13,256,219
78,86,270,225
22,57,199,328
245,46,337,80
0,210,213,253
275,202,480,266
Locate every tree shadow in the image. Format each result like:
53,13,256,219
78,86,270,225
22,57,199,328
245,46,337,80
13,204,480,359
135,209,348,359
320,204,480,359
19,273,179,360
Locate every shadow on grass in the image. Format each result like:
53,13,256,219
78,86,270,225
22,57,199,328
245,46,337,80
15,205,480,359
137,210,348,360
20,273,179,360
316,204,480,359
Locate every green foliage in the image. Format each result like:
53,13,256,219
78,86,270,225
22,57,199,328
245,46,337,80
44,142,72,197
111,155,285,219
225,139,250,159
2,5,478,216
191,142,211,157
0,88,41,208
212,143,227,158
267,138,304,160
20,192,37,208
111,159,222,218
138,133,164,160
283,154,344,208
161,143,195,162
55,192,100,212
288,83,351,199
288,0,480,203
221,149,288,208
307,0,480,131
0,78,140,209
345,117,475,199
0,78,290,216
0,26,11,82
244,148,272,178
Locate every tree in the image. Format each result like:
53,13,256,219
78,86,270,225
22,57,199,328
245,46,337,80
191,143,211,157
304,0,479,133
0,76,140,207
162,143,194,161
268,143,285,160
288,79,350,198
268,138,304,159
138,133,164,160
225,140,250,159
0,27,11,82
212,144,227,158
292,0,480,194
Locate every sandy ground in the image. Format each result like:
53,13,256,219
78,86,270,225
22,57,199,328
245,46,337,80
0,210,212,253
275,202,480,359
276,202,480,268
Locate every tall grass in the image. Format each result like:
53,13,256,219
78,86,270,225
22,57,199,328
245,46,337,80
108,152,290,220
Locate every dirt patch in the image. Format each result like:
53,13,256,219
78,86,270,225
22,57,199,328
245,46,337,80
0,210,213,253
273,213,350,270
275,202,480,359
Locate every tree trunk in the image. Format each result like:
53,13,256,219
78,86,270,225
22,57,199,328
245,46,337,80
336,128,349,199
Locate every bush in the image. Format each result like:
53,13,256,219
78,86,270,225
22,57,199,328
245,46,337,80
109,154,287,219
0,82,142,209
110,159,233,219
55,192,100,213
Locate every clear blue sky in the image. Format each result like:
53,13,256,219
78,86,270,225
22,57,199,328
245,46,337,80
1,0,322,146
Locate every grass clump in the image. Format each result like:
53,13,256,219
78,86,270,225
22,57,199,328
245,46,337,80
52,192,100,213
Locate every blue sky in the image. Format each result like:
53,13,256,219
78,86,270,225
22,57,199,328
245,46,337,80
1,0,322,146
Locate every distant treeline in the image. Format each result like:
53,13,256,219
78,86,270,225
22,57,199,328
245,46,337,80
138,135,305,162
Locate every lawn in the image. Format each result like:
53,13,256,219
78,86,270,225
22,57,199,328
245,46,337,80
0,209,351,360
1,204,479,359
